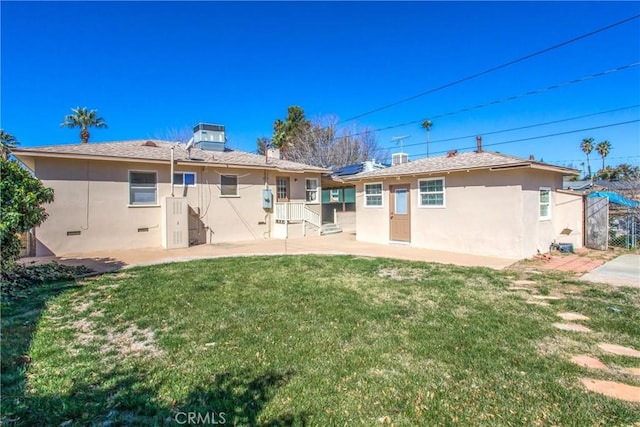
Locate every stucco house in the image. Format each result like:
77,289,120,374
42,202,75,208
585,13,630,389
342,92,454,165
342,143,584,259
12,129,329,256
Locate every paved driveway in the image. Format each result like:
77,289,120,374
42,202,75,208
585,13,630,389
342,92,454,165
580,254,640,288
20,233,518,273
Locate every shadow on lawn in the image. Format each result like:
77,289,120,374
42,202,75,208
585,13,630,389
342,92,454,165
1,280,84,425
3,366,305,426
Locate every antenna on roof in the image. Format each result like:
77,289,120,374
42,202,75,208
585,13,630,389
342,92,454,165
391,135,410,152
185,136,194,159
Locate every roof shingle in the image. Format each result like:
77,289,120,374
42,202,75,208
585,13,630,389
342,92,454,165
12,140,329,173
343,151,578,180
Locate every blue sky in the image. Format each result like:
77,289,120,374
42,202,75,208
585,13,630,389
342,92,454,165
2,1,639,171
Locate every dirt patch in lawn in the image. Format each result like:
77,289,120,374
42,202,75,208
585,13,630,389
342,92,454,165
378,267,427,281
101,324,164,358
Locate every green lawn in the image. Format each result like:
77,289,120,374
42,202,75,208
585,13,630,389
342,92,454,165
2,255,639,426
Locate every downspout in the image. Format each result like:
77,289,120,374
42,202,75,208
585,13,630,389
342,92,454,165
264,170,271,238
170,146,175,197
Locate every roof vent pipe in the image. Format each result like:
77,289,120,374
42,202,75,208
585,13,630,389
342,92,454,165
476,135,483,153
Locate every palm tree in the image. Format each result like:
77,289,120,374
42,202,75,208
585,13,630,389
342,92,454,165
580,137,594,179
421,119,433,157
0,129,19,160
596,140,612,171
61,107,107,144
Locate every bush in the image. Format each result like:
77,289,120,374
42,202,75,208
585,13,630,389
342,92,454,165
0,157,54,269
0,262,92,300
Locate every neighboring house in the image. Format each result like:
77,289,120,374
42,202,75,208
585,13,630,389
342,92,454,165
13,132,328,256
342,146,583,259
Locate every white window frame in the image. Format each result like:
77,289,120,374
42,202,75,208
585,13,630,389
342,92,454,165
220,174,239,197
418,177,446,208
305,178,320,204
128,170,158,206
173,171,197,187
364,182,383,208
539,187,551,220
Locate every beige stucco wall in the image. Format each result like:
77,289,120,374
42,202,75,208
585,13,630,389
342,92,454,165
554,191,584,249
354,168,582,259
32,158,322,256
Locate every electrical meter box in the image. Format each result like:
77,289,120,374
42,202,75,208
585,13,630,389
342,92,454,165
262,189,273,209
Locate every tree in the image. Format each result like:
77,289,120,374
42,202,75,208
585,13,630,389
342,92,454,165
580,137,594,179
594,163,639,181
270,106,311,158
421,120,433,158
284,116,387,168
0,129,19,160
596,140,612,171
153,126,193,143
61,107,107,144
1,157,54,269
256,137,271,156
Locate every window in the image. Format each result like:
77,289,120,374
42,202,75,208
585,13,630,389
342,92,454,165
419,178,445,207
220,175,238,196
173,172,196,187
129,171,157,205
306,178,319,203
539,188,551,220
330,189,341,202
364,183,383,207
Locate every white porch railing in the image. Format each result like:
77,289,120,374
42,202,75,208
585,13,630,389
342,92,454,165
274,202,321,229
304,206,321,228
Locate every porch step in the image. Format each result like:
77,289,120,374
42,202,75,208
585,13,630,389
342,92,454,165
321,223,342,235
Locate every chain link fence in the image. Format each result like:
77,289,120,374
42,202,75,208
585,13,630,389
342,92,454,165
608,208,639,249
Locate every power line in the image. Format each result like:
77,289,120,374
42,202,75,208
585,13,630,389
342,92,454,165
337,14,640,125
377,119,640,161
341,62,640,143
546,155,640,164
379,104,640,150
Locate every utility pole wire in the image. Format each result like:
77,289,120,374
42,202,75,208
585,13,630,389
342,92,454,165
377,119,640,162
337,14,640,125
379,105,640,150
366,62,640,140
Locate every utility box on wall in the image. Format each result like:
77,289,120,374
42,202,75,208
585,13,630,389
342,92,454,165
262,189,273,209
162,197,189,249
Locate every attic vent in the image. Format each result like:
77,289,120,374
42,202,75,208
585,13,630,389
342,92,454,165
142,141,158,147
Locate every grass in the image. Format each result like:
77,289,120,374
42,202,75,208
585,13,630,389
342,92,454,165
1,255,639,426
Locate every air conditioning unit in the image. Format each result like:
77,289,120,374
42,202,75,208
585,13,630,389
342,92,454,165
193,123,226,152
392,152,409,165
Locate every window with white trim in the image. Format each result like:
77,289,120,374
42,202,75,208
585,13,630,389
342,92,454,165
305,178,319,203
173,172,196,187
129,171,157,205
220,175,238,196
364,183,383,207
539,188,551,220
419,178,445,207
330,189,340,202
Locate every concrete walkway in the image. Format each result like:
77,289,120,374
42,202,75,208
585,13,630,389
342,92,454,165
580,254,640,288
19,233,518,273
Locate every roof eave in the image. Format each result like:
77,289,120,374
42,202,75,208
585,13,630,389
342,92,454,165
13,150,329,174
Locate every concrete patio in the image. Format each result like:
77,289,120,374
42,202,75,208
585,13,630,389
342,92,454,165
19,232,519,273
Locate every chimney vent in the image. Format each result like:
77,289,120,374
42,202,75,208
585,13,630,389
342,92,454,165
529,154,535,160
476,135,483,153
